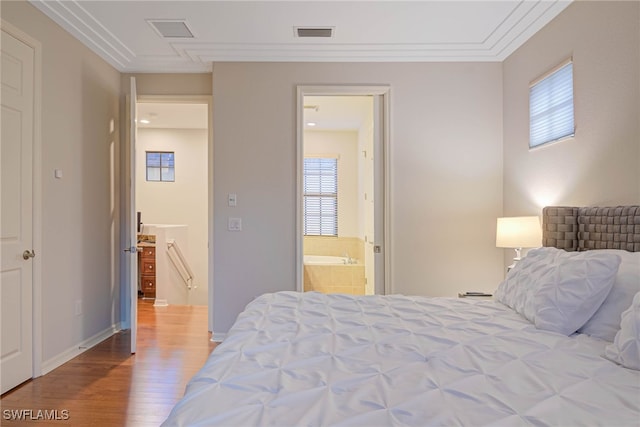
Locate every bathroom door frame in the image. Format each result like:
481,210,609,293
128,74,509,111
295,85,391,295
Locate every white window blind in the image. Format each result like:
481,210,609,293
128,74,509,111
303,157,338,236
529,61,575,148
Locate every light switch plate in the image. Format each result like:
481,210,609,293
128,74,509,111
228,217,242,231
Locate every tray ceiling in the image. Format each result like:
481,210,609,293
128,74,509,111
29,0,572,73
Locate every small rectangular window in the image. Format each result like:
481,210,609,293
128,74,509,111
529,60,575,148
146,151,175,182
303,157,338,236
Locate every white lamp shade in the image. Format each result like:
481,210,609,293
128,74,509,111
496,216,542,248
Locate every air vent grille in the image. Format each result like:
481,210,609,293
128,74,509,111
295,27,333,38
148,20,194,38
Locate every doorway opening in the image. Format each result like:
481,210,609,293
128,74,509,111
135,99,209,308
296,86,390,296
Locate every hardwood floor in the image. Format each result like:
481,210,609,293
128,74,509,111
1,300,216,426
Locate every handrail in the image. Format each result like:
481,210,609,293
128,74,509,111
166,239,196,290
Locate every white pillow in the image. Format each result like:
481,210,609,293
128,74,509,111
605,292,640,370
495,247,621,335
578,250,640,341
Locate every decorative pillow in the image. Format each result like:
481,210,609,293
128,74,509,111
605,292,640,370
579,250,640,341
495,247,621,335
494,248,551,318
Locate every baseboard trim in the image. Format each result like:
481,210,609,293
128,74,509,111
211,331,226,342
40,323,120,376
153,299,168,307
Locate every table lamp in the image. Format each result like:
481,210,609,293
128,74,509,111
496,216,542,270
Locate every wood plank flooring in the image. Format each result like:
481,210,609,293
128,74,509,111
0,300,216,426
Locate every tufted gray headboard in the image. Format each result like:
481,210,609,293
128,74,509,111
542,206,640,252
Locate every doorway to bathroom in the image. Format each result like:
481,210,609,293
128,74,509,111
135,97,210,309
296,86,390,296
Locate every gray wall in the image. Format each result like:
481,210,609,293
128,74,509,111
503,1,640,216
8,0,637,359
212,62,504,334
3,0,121,365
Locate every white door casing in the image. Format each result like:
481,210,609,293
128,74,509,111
126,77,138,354
296,85,390,295
372,96,387,295
1,27,35,394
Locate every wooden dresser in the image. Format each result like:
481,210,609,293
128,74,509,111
138,245,156,299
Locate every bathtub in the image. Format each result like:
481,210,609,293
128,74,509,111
304,255,352,265
303,255,365,294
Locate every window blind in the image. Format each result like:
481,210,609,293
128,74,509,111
303,157,338,236
529,61,574,148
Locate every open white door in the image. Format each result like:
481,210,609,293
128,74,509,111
125,77,138,353
1,26,35,394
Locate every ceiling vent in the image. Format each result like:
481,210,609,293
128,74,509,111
295,27,334,38
148,20,195,38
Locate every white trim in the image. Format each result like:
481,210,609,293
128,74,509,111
211,332,227,343
304,153,340,160
529,57,573,87
1,20,44,379
153,299,169,307
41,324,120,375
296,85,392,294
381,91,392,295
528,134,576,152
136,94,211,105
207,88,214,334
296,87,304,292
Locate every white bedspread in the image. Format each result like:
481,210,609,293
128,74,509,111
163,292,640,426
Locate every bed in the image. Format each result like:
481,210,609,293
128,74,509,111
162,206,640,426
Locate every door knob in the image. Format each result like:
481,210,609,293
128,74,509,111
23,250,36,260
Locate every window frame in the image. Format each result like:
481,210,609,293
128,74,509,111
146,151,175,182
529,58,575,149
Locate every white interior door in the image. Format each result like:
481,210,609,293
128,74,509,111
127,77,138,353
363,99,375,294
1,28,35,394
359,94,386,295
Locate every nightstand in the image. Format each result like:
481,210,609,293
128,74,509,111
458,292,493,300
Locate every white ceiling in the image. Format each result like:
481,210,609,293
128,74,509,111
29,0,571,73
304,96,373,131
136,96,369,130
137,102,208,129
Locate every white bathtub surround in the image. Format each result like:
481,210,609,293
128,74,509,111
303,236,364,261
303,255,366,295
304,255,360,265
303,237,367,294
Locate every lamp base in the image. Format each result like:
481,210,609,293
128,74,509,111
507,248,523,272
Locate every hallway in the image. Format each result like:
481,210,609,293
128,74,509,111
0,300,215,426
